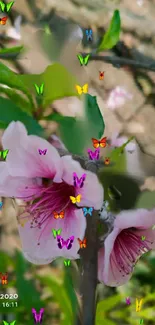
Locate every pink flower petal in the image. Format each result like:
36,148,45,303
0,163,37,197
61,155,103,209
2,121,63,181
18,209,86,264
98,209,155,286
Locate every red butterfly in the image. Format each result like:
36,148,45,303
104,157,110,165
0,17,8,25
53,211,64,219
99,71,105,80
92,137,107,148
78,238,87,249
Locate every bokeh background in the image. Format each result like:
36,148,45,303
0,0,155,324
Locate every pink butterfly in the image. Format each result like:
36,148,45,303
38,149,47,155
87,148,100,160
73,172,86,188
32,308,44,324
126,297,131,305
57,235,74,250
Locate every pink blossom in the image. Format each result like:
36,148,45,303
109,132,136,153
106,86,133,111
0,122,103,264
98,209,155,286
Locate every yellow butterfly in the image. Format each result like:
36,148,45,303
136,298,143,312
70,194,81,204
75,84,88,95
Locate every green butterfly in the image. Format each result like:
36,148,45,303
139,320,144,325
0,149,9,160
3,321,16,325
52,228,62,239
77,54,90,66
0,1,14,13
64,260,71,267
34,83,44,95
141,236,146,241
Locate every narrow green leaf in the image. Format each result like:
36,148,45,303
19,63,79,108
0,85,32,114
135,191,155,209
0,97,44,136
0,62,34,110
97,10,121,52
0,46,23,59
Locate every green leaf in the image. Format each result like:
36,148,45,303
96,295,121,324
15,251,42,310
0,97,44,136
19,63,79,108
0,46,23,59
98,171,141,211
97,10,121,52
63,269,79,319
0,86,32,114
0,251,14,271
135,191,155,209
0,62,34,110
37,274,73,324
45,94,105,155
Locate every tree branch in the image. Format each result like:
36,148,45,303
82,53,155,72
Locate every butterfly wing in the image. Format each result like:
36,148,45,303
0,201,3,208
77,238,83,248
52,229,57,238
92,138,99,148
88,207,93,216
3,322,9,325
84,54,90,65
57,228,62,235
10,321,16,325
34,83,40,95
40,83,44,94
6,1,14,12
73,172,78,187
82,207,88,216
43,149,47,155
70,196,76,204
80,173,86,188
75,85,82,95
87,149,94,160
53,212,59,219
2,149,9,160
100,137,107,148
0,2,5,12
1,17,7,25
77,54,84,66
59,211,64,219
57,235,64,249
66,236,74,250
82,84,88,93
136,298,139,312
32,308,38,323
38,149,43,155
64,260,67,266
76,194,81,203
38,308,44,323
83,238,87,248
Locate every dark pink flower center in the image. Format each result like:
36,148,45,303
18,179,76,244
111,228,153,281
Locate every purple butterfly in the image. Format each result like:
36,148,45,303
38,149,47,155
56,235,74,250
32,308,44,324
73,172,86,188
126,297,131,305
87,148,100,160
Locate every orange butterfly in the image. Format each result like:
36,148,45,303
53,211,64,219
104,157,110,165
0,17,8,25
78,238,87,249
92,137,107,148
99,71,105,80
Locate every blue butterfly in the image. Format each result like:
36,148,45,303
83,207,93,216
0,201,3,209
86,29,93,41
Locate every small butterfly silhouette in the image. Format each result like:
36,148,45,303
38,149,47,155
34,83,44,95
141,236,146,241
99,71,105,80
0,1,14,13
0,16,7,25
83,207,93,216
87,148,100,160
0,201,3,209
126,297,131,305
75,84,88,95
136,298,143,312
78,238,87,249
77,54,90,66
73,172,86,188
92,137,107,148
0,149,9,160
104,157,110,165
32,308,44,324
85,29,93,41
52,228,62,239
53,211,64,219
64,259,71,266
57,235,74,250
70,194,81,204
